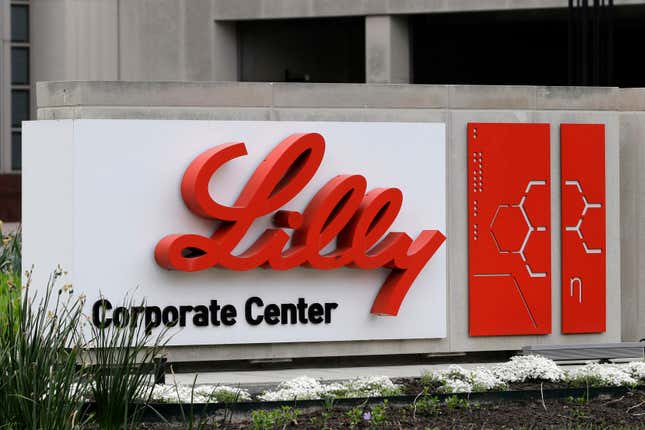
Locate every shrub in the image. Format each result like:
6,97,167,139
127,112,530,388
421,365,506,393
258,375,401,401
492,354,565,383
150,383,251,404
566,363,637,387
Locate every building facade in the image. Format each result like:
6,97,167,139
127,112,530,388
6,0,645,361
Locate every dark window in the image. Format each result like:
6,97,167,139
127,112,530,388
11,90,29,128
11,132,21,171
412,5,645,88
11,47,29,85
11,5,29,42
239,18,365,83
412,9,569,86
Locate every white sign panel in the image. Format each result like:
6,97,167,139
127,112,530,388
23,120,446,345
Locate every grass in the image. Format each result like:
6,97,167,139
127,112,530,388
0,224,172,429
0,269,89,430
86,296,170,430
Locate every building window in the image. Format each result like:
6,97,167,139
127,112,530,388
9,1,30,172
238,18,365,83
10,4,29,43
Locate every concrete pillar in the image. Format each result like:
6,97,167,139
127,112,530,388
213,21,239,81
365,15,410,84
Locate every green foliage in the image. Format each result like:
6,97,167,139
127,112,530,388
250,406,301,430
86,296,169,430
0,271,20,338
0,225,21,339
415,392,440,415
369,399,389,428
0,269,89,429
568,374,613,388
0,224,21,275
420,371,444,391
345,405,363,429
444,395,470,410
319,397,334,429
210,387,244,404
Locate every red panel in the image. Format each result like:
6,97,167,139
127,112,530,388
468,123,551,336
561,124,606,334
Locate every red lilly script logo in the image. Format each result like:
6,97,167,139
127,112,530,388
154,133,446,316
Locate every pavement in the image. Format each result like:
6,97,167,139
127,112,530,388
168,359,608,388
171,362,505,386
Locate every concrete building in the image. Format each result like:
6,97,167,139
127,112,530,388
6,0,645,361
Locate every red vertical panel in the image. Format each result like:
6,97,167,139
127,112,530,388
468,123,551,336
561,124,606,334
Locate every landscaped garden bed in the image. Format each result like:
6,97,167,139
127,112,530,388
137,388,645,429
121,356,644,428
1,226,644,429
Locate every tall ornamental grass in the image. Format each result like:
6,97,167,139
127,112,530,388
0,269,89,429
87,297,170,430
0,218,171,428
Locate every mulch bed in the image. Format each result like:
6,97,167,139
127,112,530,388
139,388,645,429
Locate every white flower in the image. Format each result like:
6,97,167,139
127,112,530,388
624,361,645,382
566,363,637,387
439,379,473,393
492,355,564,383
423,365,506,393
258,375,401,401
336,375,402,397
149,384,251,403
258,376,326,401
470,367,507,391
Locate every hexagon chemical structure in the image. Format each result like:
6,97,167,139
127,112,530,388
563,180,602,254
489,180,547,278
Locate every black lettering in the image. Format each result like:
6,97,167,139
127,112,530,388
264,304,280,325
221,305,237,326
308,303,324,324
179,305,194,327
280,303,297,324
144,306,161,333
193,305,209,327
162,306,179,326
324,302,338,323
245,297,264,325
297,298,309,323
113,306,129,328
92,299,112,328
209,300,221,326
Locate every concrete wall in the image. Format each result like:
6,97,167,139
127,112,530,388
31,0,221,83
35,81,643,361
212,0,645,20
